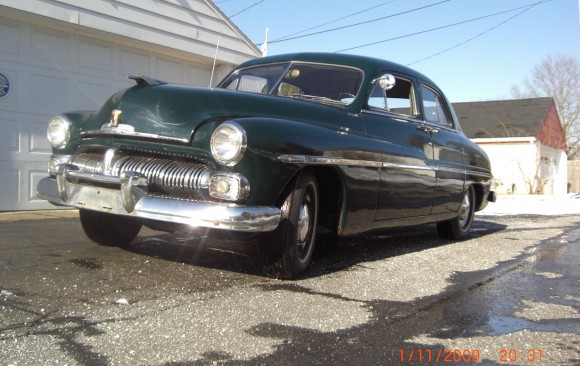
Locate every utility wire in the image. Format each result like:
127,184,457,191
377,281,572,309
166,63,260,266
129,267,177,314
406,3,545,66
335,1,551,53
272,1,397,42
229,0,265,18
257,0,452,46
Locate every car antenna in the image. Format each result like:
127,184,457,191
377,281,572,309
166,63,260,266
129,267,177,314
209,33,221,88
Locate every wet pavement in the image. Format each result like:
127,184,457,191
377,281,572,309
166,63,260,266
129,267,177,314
0,212,578,365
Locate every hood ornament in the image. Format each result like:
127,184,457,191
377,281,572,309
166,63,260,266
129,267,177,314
100,110,134,133
110,109,122,127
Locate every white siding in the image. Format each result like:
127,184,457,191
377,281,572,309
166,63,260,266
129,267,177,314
0,0,261,65
477,140,568,196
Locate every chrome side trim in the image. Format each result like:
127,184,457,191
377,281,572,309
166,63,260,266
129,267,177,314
362,109,424,124
465,169,493,179
279,154,434,171
383,162,436,171
81,129,190,144
279,154,492,178
278,154,381,168
437,166,466,175
37,177,280,232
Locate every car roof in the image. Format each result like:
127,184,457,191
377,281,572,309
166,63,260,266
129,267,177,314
235,52,437,86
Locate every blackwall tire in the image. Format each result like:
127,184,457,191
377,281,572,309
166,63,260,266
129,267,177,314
260,171,319,279
437,185,475,240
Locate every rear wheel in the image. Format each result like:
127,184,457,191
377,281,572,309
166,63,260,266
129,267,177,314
437,185,475,240
79,209,142,246
260,171,319,279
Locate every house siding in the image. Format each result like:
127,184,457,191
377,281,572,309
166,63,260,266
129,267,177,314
0,0,261,67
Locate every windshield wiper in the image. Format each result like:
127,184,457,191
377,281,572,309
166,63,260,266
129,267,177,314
290,94,347,107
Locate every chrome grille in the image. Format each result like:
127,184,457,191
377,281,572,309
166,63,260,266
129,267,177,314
70,153,209,197
70,153,103,173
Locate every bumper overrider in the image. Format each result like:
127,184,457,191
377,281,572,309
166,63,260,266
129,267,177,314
37,159,281,232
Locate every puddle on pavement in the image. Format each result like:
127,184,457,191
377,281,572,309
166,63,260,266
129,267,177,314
469,315,577,336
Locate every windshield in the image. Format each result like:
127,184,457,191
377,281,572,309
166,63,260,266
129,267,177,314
219,62,364,106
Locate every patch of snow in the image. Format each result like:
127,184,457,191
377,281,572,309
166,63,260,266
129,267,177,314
115,298,130,305
477,194,580,216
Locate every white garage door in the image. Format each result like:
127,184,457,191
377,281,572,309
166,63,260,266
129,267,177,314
0,16,212,211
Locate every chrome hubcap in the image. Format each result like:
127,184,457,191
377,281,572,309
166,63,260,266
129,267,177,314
297,202,310,245
458,190,471,227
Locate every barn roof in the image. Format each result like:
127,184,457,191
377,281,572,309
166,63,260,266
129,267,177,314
453,97,554,139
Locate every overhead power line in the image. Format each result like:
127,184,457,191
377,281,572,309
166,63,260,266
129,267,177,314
229,0,265,18
272,1,397,42
335,1,551,53
406,2,547,66
257,0,452,46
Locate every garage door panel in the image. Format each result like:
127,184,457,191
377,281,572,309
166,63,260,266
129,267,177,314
0,166,20,207
78,38,114,74
75,80,117,111
0,119,20,154
29,74,70,112
29,168,49,202
29,120,52,154
156,57,182,82
120,49,150,76
31,27,72,65
0,18,23,59
0,162,55,210
186,63,211,87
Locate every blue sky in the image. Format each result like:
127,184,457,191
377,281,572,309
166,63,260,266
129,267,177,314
215,0,580,102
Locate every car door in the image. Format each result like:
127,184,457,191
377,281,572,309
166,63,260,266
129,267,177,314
419,83,465,214
364,72,436,220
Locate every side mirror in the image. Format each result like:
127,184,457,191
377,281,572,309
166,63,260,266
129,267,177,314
373,74,396,91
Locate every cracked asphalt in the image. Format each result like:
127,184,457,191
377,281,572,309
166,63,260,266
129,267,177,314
0,210,578,365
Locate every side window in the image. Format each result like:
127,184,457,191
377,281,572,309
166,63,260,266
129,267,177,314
225,75,269,94
278,81,303,97
367,76,416,117
421,85,452,126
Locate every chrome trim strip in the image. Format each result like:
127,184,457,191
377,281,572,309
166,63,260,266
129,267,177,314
439,165,492,179
37,177,280,232
465,169,493,179
81,129,190,144
279,154,434,171
383,162,436,171
437,166,466,175
279,154,492,178
362,109,424,124
278,154,382,168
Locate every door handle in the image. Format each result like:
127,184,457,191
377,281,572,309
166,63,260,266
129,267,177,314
417,125,439,135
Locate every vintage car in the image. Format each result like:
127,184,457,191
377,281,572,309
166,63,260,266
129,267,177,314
37,52,495,279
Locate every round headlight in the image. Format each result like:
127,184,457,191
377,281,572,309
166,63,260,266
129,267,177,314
210,121,247,166
47,115,71,149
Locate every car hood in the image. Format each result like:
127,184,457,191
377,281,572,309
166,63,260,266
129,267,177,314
83,84,350,144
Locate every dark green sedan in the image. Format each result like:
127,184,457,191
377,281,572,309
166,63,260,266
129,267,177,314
37,53,495,279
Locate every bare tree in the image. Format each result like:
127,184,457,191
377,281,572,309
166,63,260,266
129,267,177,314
510,55,580,159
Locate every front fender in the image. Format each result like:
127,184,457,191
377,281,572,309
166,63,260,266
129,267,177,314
214,117,381,208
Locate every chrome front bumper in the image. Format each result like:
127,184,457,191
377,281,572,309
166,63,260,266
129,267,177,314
37,174,281,232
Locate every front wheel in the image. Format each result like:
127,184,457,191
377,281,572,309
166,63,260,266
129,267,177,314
437,185,475,240
260,171,319,279
79,209,142,246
